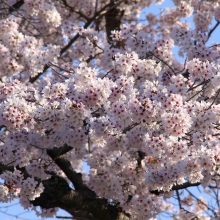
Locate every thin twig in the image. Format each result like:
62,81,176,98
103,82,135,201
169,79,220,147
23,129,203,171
3,0,44,37
206,89,220,110
207,20,220,43
186,89,203,102
102,68,113,79
176,190,182,210
149,51,176,74
186,188,217,218
50,66,69,79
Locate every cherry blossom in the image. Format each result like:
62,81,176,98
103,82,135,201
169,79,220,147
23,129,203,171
0,0,220,220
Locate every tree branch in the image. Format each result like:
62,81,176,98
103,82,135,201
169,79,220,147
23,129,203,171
32,174,132,220
6,0,24,13
29,0,127,83
150,182,200,195
47,144,73,158
104,0,124,43
207,20,220,43
59,0,90,21
47,146,90,191
176,190,182,210
0,0,24,20
0,163,14,175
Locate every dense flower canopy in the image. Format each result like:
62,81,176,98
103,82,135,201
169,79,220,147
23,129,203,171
0,0,220,219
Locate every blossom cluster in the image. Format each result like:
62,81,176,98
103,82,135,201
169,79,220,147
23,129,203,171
0,170,44,209
0,0,220,219
0,18,60,77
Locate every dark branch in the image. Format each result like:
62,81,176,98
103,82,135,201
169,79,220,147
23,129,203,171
47,144,73,159
104,0,124,43
207,20,220,43
8,0,24,13
59,0,90,21
176,190,182,210
150,182,200,195
29,64,50,83
47,146,90,191
0,163,14,175
0,0,24,20
32,174,131,220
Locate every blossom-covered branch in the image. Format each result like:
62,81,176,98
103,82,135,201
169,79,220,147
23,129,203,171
0,0,220,219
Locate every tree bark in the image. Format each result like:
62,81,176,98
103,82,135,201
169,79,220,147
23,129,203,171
105,0,124,43
30,146,132,220
32,174,132,220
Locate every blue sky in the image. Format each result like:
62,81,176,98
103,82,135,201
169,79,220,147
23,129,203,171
0,199,70,220
1,0,220,219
